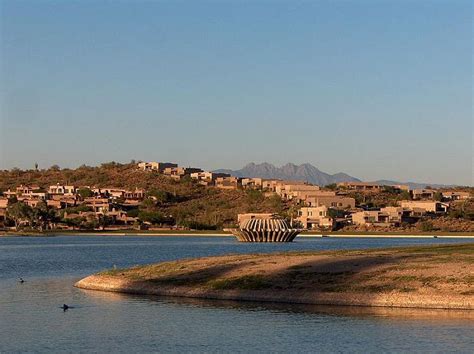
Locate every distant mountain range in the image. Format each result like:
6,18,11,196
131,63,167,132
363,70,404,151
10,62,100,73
214,162,454,189
215,162,359,186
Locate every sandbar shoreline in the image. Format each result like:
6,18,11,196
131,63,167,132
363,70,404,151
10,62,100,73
75,243,474,310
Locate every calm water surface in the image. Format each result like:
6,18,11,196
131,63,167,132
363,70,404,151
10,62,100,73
1,236,473,353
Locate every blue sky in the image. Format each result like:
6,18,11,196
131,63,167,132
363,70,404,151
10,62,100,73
0,0,472,185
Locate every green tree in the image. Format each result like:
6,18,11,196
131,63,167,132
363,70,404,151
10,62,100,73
77,188,94,199
138,210,166,225
246,189,264,203
98,214,113,230
126,208,139,217
83,219,99,230
419,221,434,232
140,198,156,209
147,189,172,204
383,186,397,194
268,194,284,213
398,190,411,201
62,217,84,230
31,200,56,231
325,183,338,190
60,205,92,218
7,202,33,230
433,192,443,202
327,208,344,219
285,204,300,227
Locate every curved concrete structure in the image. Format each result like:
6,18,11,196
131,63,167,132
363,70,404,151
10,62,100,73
231,215,302,242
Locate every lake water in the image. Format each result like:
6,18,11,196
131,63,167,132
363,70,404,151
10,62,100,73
1,236,473,353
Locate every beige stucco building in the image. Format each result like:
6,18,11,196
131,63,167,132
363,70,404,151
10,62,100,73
48,184,77,195
351,207,405,226
163,167,203,180
296,206,334,229
275,183,320,200
400,200,449,214
241,178,263,189
306,195,355,209
215,176,242,189
337,182,381,192
138,161,178,172
191,171,231,186
0,197,8,209
442,191,471,200
411,189,436,200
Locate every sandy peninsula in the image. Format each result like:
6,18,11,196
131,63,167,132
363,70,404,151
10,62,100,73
75,243,474,310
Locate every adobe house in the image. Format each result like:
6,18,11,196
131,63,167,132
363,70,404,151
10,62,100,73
411,189,436,200
296,206,334,229
138,161,178,172
400,200,449,214
337,182,382,192
442,191,471,201
306,196,356,209
215,176,242,189
48,184,77,195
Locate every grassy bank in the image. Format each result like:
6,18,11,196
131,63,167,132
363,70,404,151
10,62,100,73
76,243,474,310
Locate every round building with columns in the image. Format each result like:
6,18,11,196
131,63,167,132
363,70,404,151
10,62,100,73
231,213,302,242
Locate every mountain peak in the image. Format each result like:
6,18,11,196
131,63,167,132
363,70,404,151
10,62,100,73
213,163,455,188
214,162,361,186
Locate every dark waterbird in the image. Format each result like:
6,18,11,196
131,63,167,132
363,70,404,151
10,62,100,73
18,278,25,284
60,304,72,311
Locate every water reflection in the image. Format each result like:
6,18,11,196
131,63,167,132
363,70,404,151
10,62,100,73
78,286,474,323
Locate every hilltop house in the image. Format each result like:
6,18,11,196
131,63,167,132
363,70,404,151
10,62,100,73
292,190,337,204
275,183,320,200
163,167,203,181
241,178,264,189
337,182,381,192
215,176,242,189
16,185,41,195
191,172,231,186
411,189,436,200
442,191,471,201
138,161,178,172
48,184,77,195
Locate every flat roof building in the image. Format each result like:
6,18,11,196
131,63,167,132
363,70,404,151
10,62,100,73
296,206,334,229
337,182,381,192
400,200,449,214
138,161,178,172
306,195,356,210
